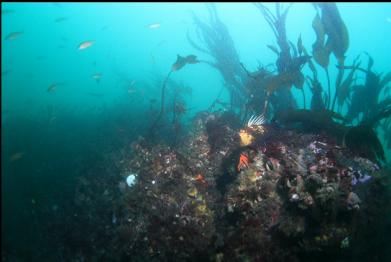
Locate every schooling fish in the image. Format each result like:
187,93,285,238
10,152,25,162
77,40,94,50
128,88,137,95
126,80,137,93
148,22,161,29
5,31,23,40
92,73,102,83
47,83,58,92
47,104,56,120
54,16,68,23
2,9,14,15
129,80,136,87
47,82,66,92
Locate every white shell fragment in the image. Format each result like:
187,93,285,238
126,173,137,187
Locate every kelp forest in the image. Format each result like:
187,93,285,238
3,3,391,262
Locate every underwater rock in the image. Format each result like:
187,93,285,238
346,192,361,210
64,110,390,262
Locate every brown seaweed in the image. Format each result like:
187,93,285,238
187,4,247,109
343,93,390,164
306,76,326,111
344,54,391,124
311,3,349,110
333,55,361,110
274,109,347,140
265,70,304,95
150,55,198,135
254,3,298,111
344,125,385,163
172,55,200,71
314,3,349,61
274,109,387,163
312,13,331,69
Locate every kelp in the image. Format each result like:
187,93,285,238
254,3,317,115
274,109,387,164
302,45,327,111
261,53,310,115
265,70,305,95
150,54,199,135
312,13,331,69
344,124,385,163
312,12,332,109
382,118,391,150
303,46,318,80
172,55,200,71
254,3,293,73
314,3,349,61
297,34,304,56
306,76,326,111
380,71,391,89
333,54,361,111
187,3,247,109
172,92,189,146
239,63,276,121
345,101,391,163
311,3,349,110
243,4,388,163
361,101,391,127
274,109,347,140
245,63,309,116
254,3,299,111
344,54,391,124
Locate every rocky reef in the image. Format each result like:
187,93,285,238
61,111,391,261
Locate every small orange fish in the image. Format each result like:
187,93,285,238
237,153,249,172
